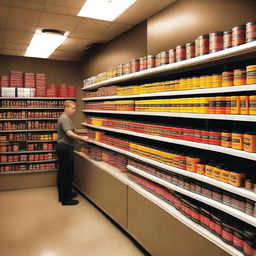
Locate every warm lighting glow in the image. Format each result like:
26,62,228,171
78,0,137,21
25,29,67,58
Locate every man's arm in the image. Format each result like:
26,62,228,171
65,130,88,142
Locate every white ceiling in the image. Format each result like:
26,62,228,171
0,0,175,61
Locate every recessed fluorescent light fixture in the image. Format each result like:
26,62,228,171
25,29,67,59
78,0,137,22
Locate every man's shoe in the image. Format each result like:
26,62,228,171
62,199,79,206
71,191,78,198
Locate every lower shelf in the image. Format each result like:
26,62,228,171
0,169,58,175
74,151,242,256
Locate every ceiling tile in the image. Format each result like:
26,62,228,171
3,42,28,50
94,23,132,42
0,0,12,6
71,18,110,39
4,29,34,44
49,55,77,61
6,7,41,32
57,37,91,51
38,12,81,31
43,2,80,16
0,6,9,28
51,49,77,57
115,0,175,25
46,0,85,8
10,0,46,11
2,48,26,56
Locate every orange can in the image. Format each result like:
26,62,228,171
229,172,245,187
234,69,246,86
205,164,214,178
231,96,240,114
213,165,223,181
208,97,216,114
240,96,249,115
186,156,200,172
231,132,243,150
215,96,226,114
243,132,256,153
221,168,231,183
225,96,231,114
196,163,205,175
249,95,256,115
221,131,232,148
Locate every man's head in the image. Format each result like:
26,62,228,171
64,100,76,116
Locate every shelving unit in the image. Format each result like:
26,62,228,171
87,139,256,201
0,169,58,175
0,97,62,174
128,165,256,227
75,151,243,256
82,41,256,90
83,123,256,161
83,84,256,101
83,110,256,122
81,39,256,256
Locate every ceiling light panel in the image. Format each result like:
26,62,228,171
25,29,67,58
78,0,137,22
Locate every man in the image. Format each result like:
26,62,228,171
57,100,88,206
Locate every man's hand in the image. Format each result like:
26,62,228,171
80,136,89,142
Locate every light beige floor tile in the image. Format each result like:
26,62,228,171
0,187,146,256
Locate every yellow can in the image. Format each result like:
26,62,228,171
212,74,222,88
246,65,256,85
200,97,209,113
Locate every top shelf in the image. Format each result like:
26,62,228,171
82,41,256,91
0,97,76,100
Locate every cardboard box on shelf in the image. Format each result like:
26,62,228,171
17,88,36,97
9,71,23,88
0,76,9,87
24,73,35,88
1,87,16,97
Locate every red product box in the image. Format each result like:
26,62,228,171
36,73,46,87
24,73,35,88
9,71,23,88
0,76,9,87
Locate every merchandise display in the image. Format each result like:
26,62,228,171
0,95,67,173
83,21,256,87
84,64,256,99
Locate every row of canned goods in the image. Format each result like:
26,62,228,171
83,21,256,85
90,131,253,189
85,95,256,115
86,117,256,153
128,170,256,256
128,159,256,216
84,65,256,99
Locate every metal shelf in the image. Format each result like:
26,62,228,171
0,118,58,121
82,84,256,101
0,108,63,110
83,123,256,161
87,140,256,202
82,41,256,90
0,97,76,100
0,129,57,133
0,150,56,154
27,140,57,143
128,165,256,227
74,151,243,256
83,110,256,122
27,159,58,164
0,169,58,175
0,161,27,165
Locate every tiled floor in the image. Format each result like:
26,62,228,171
0,187,146,256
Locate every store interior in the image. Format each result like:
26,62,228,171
1,0,256,255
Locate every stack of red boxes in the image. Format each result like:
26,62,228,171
47,84,58,97
68,86,76,98
23,73,35,88
0,76,9,87
9,71,23,88
58,84,69,97
35,73,46,97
